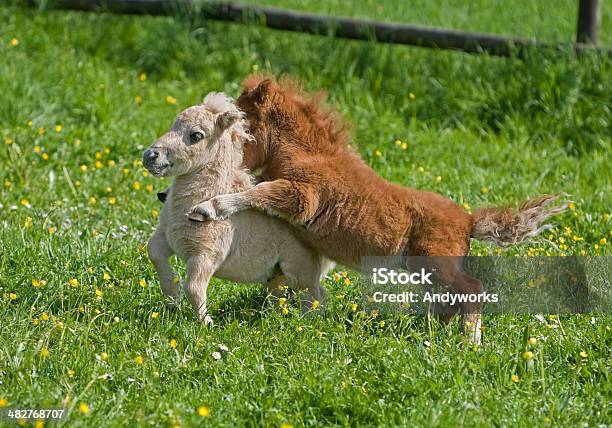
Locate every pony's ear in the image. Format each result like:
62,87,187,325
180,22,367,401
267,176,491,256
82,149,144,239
245,79,272,103
214,111,242,135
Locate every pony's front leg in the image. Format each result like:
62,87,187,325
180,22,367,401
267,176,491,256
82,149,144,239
187,179,319,226
184,254,224,325
147,228,180,308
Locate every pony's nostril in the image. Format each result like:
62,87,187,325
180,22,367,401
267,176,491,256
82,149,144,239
144,149,159,162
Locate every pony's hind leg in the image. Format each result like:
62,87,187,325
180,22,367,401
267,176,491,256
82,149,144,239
408,246,484,345
279,251,326,315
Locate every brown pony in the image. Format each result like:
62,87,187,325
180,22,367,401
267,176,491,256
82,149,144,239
187,75,567,344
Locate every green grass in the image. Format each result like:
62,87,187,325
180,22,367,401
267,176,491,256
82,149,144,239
1,1,611,426
249,0,612,46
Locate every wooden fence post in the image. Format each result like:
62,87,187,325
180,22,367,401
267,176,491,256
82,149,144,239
576,0,601,45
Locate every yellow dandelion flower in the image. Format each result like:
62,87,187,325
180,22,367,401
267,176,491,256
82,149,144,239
4,179,11,188
104,147,111,154
343,277,351,285
579,350,588,358
528,337,537,346
55,125,62,133
350,303,358,311
568,202,576,210
38,127,45,135
34,145,42,154
379,320,385,327
151,209,159,218
80,164,88,172
374,149,382,157
95,161,103,169
67,369,75,377
481,186,489,193
88,196,96,205
108,197,117,205
463,203,471,210
151,312,159,319
197,405,210,417
278,297,287,306
281,307,289,315
68,278,79,288
408,92,416,100
169,338,177,348
280,424,294,428
133,181,141,190
139,279,147,288
311,300,320,310
95,289,103,299
600,238,607,246
511,374,519,383
4,137,13,145
394,139,402,146
100,351,108,361
9,293,17,300
103,272,111,281
74,138,81,146
401,142,408,150
40,312,49,321
9,38,19,46
32,279,47,287
78,402,90,414
166,96,177,105
142,170,149,177
134,95,143,104
139,72,147,81
522,351,534,361
134,355,144,365
41,153,49,160
107,159,116,167
40,347,49,358
296,325,303,332
95,152,102,160
145,184,153,193
48,226,56,234
24,217,33,228
0,398,8,408
435,176,442,182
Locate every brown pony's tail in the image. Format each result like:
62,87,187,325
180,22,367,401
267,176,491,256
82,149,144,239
471,193,569,247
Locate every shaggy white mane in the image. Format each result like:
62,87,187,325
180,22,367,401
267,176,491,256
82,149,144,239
202,91,254,146
202,92,241,114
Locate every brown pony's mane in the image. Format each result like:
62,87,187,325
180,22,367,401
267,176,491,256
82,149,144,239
242,74,352,152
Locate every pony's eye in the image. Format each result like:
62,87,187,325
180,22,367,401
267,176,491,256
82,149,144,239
190,132,204,144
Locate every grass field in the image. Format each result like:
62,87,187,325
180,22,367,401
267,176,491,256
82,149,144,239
1,1,611,426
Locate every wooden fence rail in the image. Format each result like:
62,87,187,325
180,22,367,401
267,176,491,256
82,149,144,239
35,0,611,58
